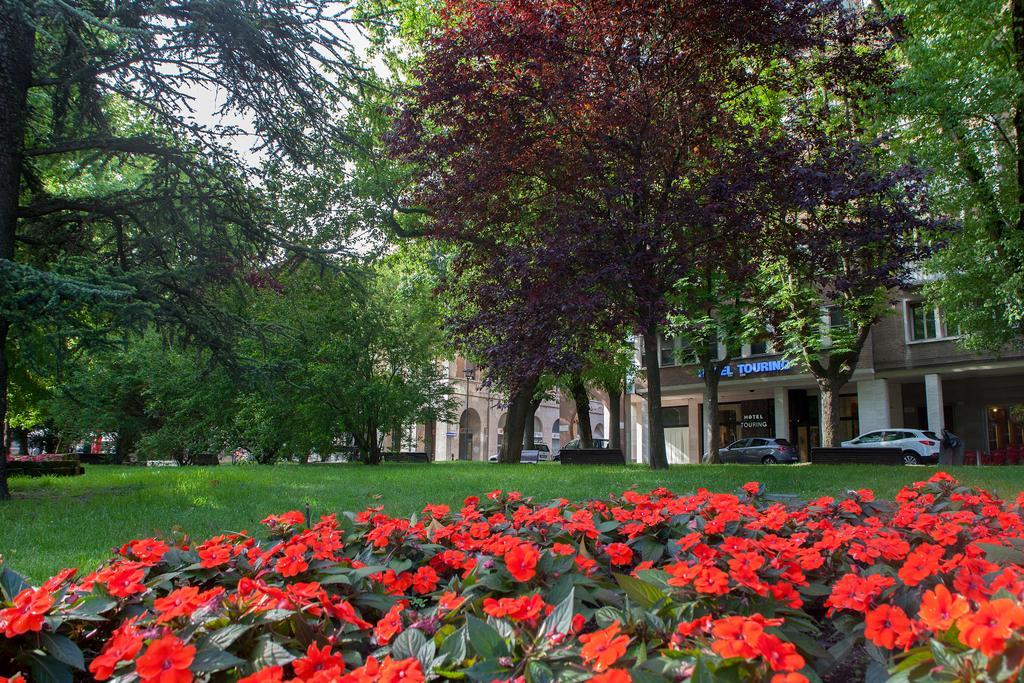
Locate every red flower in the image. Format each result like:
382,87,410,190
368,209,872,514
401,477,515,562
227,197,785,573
135,634,195,683
759,634,805,672
771,675,809,683
918,584,969,632
238,666,284,683
504,542,540,582
0,588,53,637
438,591,465,613
579,620,630,672
340,656,424,683
826,573,895,614
293,643,345,678
261,511,306,530
897,544,944,587
694,566,730,595
129,538,170,565
605,543,633,566
153,586,223,623
89,619,143,680
483,594,547,623
276,542,309,577
375,602,406,645
377,656,425,683
196,534,240,569
590,670,632,683
40,567,77,592
97,562,147,598
864,604,914,650
957,598,1024,657
412,566,439,594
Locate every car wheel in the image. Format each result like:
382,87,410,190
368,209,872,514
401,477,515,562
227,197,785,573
902,451,920,465
761,455,778,465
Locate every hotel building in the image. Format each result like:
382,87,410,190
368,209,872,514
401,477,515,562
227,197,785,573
640,288,1024,463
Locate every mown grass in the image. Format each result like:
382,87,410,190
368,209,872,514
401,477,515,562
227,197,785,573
2,462,1023,582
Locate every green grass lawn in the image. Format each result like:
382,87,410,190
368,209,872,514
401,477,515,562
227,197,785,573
2,462,1023,583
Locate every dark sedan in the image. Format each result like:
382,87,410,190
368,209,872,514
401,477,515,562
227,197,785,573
703,437,799,464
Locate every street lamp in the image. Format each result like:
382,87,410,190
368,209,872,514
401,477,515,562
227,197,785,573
461,365,476,460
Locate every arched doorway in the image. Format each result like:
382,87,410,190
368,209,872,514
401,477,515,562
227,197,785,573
496,413,508,453
594,424,604,441
459,409,482,461
551,419,562,455
532,416,543,446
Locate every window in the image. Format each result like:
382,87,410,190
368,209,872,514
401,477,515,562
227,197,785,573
857,431,884,444
827,306,849,330
659,335,697,366
660,335,678,366
727,439,749,449
749,340,769,356
749,438,770,447
908,302,940,341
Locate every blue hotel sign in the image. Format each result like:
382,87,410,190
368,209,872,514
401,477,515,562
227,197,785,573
698,359,793,379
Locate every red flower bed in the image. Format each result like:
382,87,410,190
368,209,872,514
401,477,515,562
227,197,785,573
1,473,1023,682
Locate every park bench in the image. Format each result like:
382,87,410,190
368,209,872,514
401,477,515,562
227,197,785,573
6,454,84,477
559,448,626,465
383,451,430,463
810,447,906,465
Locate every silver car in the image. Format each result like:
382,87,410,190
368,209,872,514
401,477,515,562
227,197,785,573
488,449,541,464
841,429,941,465
704,437,799,464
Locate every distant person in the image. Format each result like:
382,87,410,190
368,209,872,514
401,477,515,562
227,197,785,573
941,429,964,465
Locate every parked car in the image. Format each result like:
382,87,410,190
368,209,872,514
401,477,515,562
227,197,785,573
552,438,610,462
488,449,540,464
841,429,941,465
560,438,609,450
702,437,799,464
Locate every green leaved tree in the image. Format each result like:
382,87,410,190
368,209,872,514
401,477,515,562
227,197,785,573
0,0,368,498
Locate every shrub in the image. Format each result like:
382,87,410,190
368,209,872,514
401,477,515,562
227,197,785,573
1,473,1023,682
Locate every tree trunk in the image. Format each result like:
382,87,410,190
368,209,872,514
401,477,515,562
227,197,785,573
570,374,593,448
702,366,722,464
0,9,35,501
0,324,8,500
15,427,27,457
114,430,137,464
1013,0,1024,231
500,376,538,463
358,421,381,465
605,382,622,451
642,326,668,470
818,376,842,448
523,396,541,448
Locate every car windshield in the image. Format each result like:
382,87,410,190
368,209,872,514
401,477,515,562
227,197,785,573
774,438,792,445
923,431,939,440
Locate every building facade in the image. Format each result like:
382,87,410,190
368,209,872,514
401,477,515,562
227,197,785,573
395,357,607,461
645,290,1024,463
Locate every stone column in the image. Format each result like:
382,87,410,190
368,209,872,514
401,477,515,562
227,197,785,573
688,400,701,464
925,373,945,433
773,387,789,440
887,381,903,428
434,420,450,461
856,379,892,433
623,393,633,462
639,396,650,465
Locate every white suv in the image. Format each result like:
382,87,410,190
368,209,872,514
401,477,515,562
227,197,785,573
841,429,941,465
